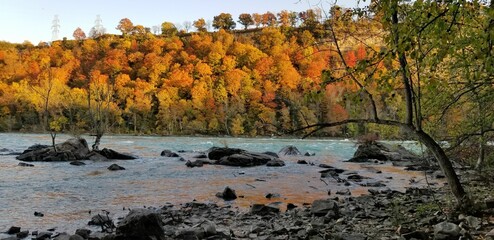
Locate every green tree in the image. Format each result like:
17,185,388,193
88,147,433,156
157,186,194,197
238,13,254,29
212,13,236,30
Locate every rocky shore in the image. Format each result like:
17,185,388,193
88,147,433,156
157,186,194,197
2,178,494,240
3,140,494,239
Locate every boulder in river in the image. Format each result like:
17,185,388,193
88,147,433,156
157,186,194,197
278,145,301,156
16,138,90,162
348,142,424,163
207,147,245,160
95,148,137,160
108,164,125,171
160,150,179,157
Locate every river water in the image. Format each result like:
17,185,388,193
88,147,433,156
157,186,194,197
0,133,438,236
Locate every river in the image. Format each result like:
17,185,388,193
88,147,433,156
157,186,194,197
0,133,438,236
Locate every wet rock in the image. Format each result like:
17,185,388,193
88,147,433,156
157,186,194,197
86,151,108,161
459,215,481,230
348,142,423,163
311,199,339,217
70,161,85,166
1,236,17,240
17,138,90,162
16,230,29,239
347,174,368,181
263,151,279,158
278,145,301,156
297,160,308,164
287,203,297,210
185,160,204,168
95,148,137,160
34,211,44,217
304,152,315,156
160,150,179,157
215,186,237,201
266,159,285,167
116,208,164,240
434,221,460,240
6,226,20,234
18,162,34,167
360,181,386,187
251,204,280,216
107,164,125,171
218,152,275,167
207,147,245,160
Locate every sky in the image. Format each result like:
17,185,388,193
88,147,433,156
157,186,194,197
0,0,365,44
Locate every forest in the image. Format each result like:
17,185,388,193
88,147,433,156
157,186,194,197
0,1,493,166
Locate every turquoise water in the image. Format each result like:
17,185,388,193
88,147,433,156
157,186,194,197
0,133,434,236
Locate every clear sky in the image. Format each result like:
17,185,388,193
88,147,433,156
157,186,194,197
0,0,364,44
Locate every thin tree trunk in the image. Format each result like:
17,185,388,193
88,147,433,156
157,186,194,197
475,132,485,171
414,129,467,204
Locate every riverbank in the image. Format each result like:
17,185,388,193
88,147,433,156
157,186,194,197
2,170,493,240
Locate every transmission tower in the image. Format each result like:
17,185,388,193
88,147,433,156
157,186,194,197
90,15,106,37
51,15,60,41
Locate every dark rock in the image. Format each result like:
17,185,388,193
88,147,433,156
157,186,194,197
311,199,339,217
348,142,423,163
207,147,245,160
70,161,85,166
287,203,297,210
250,204,280,216
304,152,315,156
34,211,44,217
16,230,29,238
263,151,279,158
17,138,90,162
432,170,446,179
218,152,275,167
215,186,237,201
401,230,429,240
331,233,367,240
160,150,179,157
6,226,21,234
75,229,91,239
265,193,281,199
185,160,204,168
107,164,125,171
116,208,165,240
278,145,301,156
96,148,137,160
297,160,308,164
86,151,108,161
18,162,34,167
434,221,460,240
193,153,208,158
36,232,53,240
266,159,285,167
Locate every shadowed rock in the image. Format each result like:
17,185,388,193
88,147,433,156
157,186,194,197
348,142,424,164
116,208,165,240
16,138,90,162
108,164,125,171
160,150,179,157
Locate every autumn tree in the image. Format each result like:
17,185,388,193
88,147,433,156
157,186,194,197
116,18,134,35
73,27,86,40
161,22,178,37
238,13,254,29
193,18,207,32
212,13,236,30
252,13,263,28
261,12,277,27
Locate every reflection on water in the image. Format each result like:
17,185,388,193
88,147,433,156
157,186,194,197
0,133,441,236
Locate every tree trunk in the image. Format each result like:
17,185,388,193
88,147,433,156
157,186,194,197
50,132,57,152
475,132,485,171
92,132,102,151
414,129,467,204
